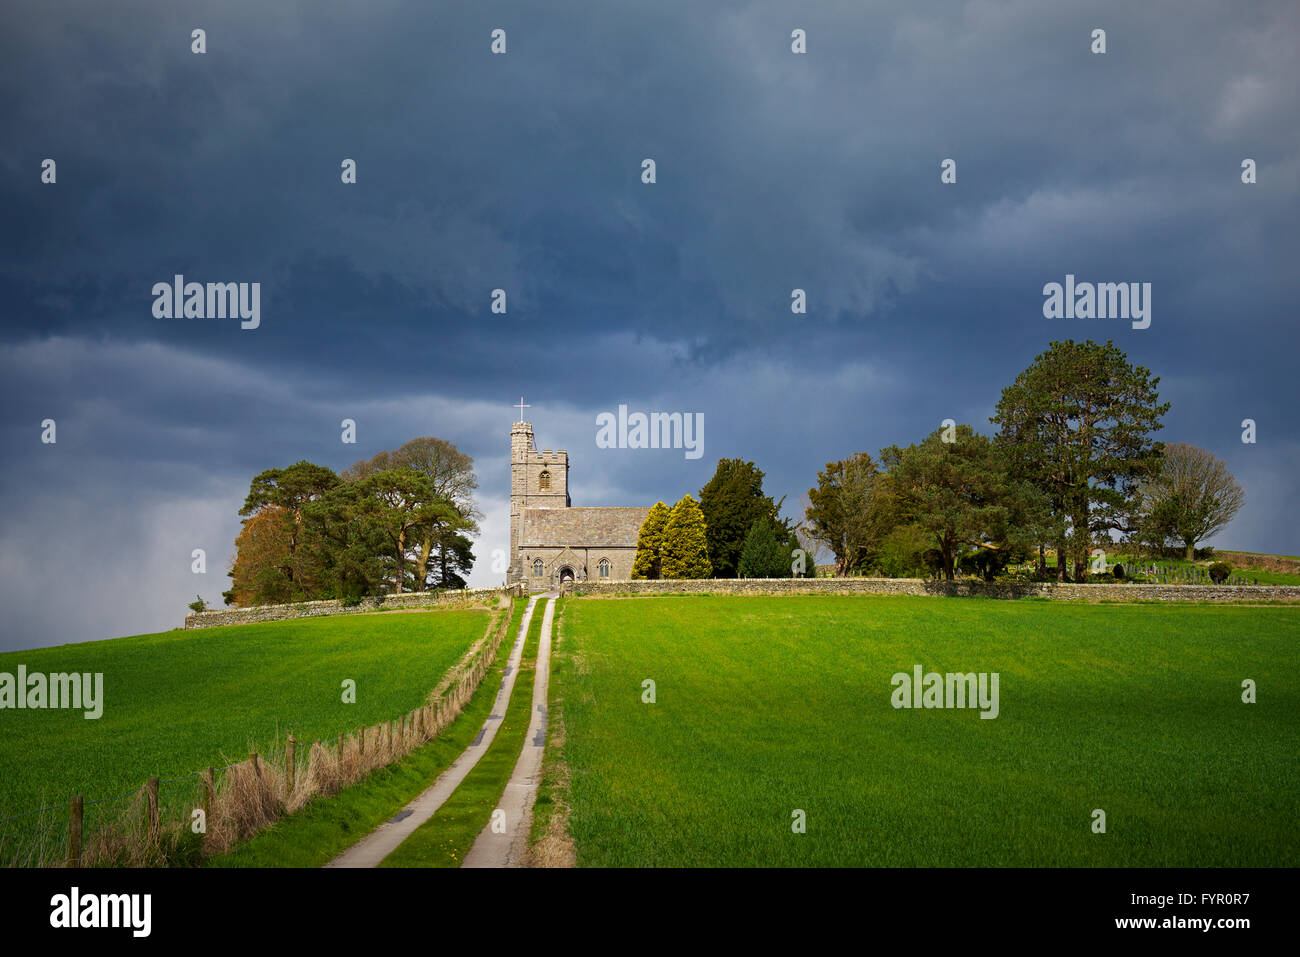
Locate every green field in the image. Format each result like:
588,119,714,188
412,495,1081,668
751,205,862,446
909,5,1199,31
554,595,1300,866
0,609,491,834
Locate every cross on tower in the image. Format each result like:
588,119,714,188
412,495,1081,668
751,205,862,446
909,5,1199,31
515,396,531,422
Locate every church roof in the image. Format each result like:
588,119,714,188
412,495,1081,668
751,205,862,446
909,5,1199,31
520,506,650,548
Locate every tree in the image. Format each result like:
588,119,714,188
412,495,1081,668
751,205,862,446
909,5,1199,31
804,453,883,576
299,482,388,602
880,425,1026,581
230,440,481,606
873,524,934,579
358,469,465,593
698,459,784,578
226,504,305,606
660,495,712,579
632,501,672,579
992,340,1169,581
237,462,340,595
737,517,796,578
344,437,481,591
427,531,476,589
1138,442,1245,559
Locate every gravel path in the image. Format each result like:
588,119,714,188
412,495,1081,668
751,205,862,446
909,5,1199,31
461,594,555,867
323,595,544,868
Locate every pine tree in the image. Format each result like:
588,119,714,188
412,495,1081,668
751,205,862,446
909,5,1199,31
632,501,672,579
660,495,713,579
992,339,1168,581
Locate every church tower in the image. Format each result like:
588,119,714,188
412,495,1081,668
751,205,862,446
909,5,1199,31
509,418,569,585
507,405,650,592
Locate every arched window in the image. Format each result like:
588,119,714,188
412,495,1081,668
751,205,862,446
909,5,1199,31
532,559,544,578
539,470,551,491
598,558,611,579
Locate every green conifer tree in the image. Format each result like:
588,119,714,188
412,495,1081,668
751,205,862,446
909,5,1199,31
660,495,713,579
632,501,672,579
737,516,794,578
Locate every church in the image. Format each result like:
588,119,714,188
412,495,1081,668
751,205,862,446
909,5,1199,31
509,415,650,592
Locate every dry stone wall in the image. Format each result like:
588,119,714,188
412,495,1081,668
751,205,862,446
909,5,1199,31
565,578,1300,602
183,585,522,629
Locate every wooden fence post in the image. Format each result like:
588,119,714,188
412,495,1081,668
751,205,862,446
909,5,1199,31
358,727,365,757
337,733,344,763
67,796,83,867
286,737,297,791
146,777,159,842
250,752,261,778
203,767,215,821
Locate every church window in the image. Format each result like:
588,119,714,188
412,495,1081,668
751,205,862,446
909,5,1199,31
598,558,610,578
539,470,551,491
532,559,544,577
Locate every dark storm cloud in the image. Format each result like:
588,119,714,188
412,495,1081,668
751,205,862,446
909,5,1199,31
1,0,1297,647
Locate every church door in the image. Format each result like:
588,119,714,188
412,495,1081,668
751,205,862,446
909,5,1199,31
558,566,575,584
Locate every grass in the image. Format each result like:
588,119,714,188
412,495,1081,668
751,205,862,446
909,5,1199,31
528,598,575,867
379,597,548,867
209,599,528,867
0,608,491,829
553,595,1300,867
529,597,566,847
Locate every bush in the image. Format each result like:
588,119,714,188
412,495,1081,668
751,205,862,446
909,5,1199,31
1208,562,1232,584
187,595,207,614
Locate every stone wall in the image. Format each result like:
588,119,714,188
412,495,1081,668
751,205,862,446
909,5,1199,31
183,585,522,629
565,577,1300,602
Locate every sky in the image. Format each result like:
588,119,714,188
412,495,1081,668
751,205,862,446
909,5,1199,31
1,0,1297,650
